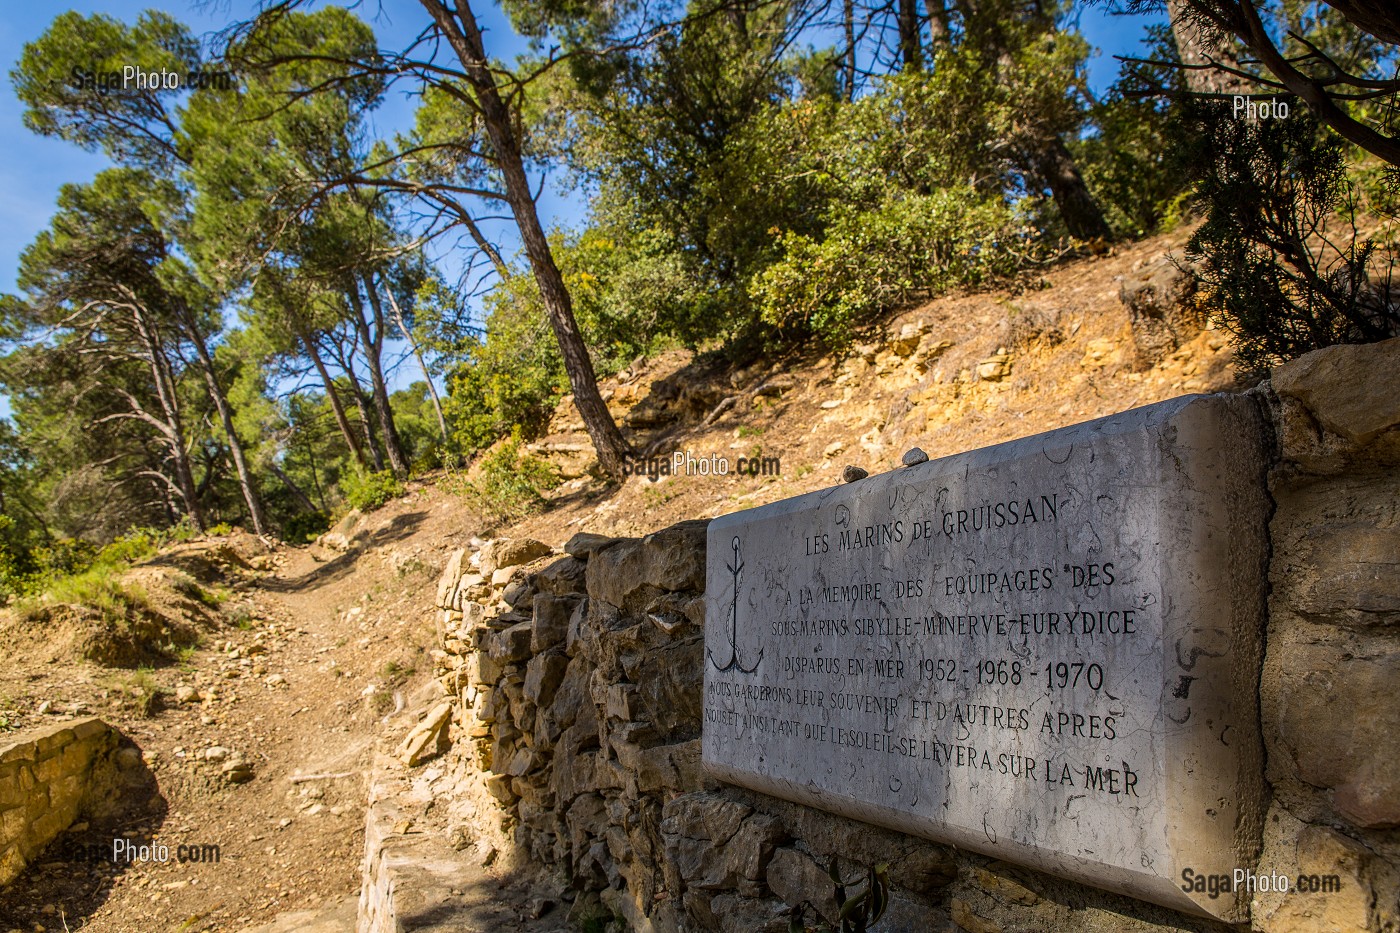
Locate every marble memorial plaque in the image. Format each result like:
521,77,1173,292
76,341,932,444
703,394,1268,920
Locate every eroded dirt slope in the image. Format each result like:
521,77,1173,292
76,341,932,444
505,228,1242,542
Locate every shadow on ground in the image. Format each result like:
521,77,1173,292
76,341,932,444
259,511,429,593
0,733,166,931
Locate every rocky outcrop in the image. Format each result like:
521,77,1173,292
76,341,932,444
1119,256,1206,367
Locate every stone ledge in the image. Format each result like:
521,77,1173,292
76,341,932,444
0,717,119,887
357,753,493,933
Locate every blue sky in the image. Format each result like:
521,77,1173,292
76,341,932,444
0,1,1163,415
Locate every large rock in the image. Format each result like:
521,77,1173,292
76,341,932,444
396,702,453,766
435,548,465,609
614,739,703,795
640,519,709,592
766,847,837,923
481,538,553,576
632,637,704,736
1118,256,1205,366
1292,525,1400,620
975,352,1012,382
1272,336,1400,447
661,792,786,896
535,556,588,596
1255,817,1392,933
564,532,623,559
524,650,570,708
1273,639,1400,828
585,539,652,611
532,594,580,653
663,793,751,852
486,621,534,664
585,521,709,610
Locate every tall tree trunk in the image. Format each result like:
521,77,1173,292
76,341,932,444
974,4,1110,242
357,279,410,478
301,332,367,469
383,287,451,447
180,305,268,535
304,436,328,511
326,334,386,471
420,0,632,477
267,458,318,513
843,0,856,101
1165,0,1252,96
349,377,386,471
133,308,204,531
927,0,949,49
1029,134,1114,241
898,0,923,73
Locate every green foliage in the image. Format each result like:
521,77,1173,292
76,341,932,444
752,192,1033,348
2,520,204,604
1073,26,1194,237
787,856,891,933
1183,106,1399,374
341,469,405,513
380,659,415,686
531,4,1098,352
11,10,198,169
165,569,218,609
109,668,165,717
282,510,331,544
452,438,560,525
17,565,151,631
443,229,664,454
14,0,1397,560
829,856,890,933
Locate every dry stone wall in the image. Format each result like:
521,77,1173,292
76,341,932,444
423,337,1400,932
1252,337,1400,933
0,717,124,886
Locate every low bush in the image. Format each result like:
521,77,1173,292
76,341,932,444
452,437,560,525
15,563,150,631
1183,107,1399,374
281,509,331,544
341,469,406,512
751,191,1036,349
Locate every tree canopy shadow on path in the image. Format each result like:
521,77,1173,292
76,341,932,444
258,510,429,594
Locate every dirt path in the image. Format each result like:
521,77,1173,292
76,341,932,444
0,497,463,932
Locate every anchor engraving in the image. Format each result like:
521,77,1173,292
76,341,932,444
709,536,763,673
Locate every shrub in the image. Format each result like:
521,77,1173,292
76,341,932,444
341,469,405,512
751,191,1034,349
15,564,150,631
110,668,165,717
453,438,560,525
0,539,35,604
5,519,205,609
281,509,331,544
1183,106,1399,374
